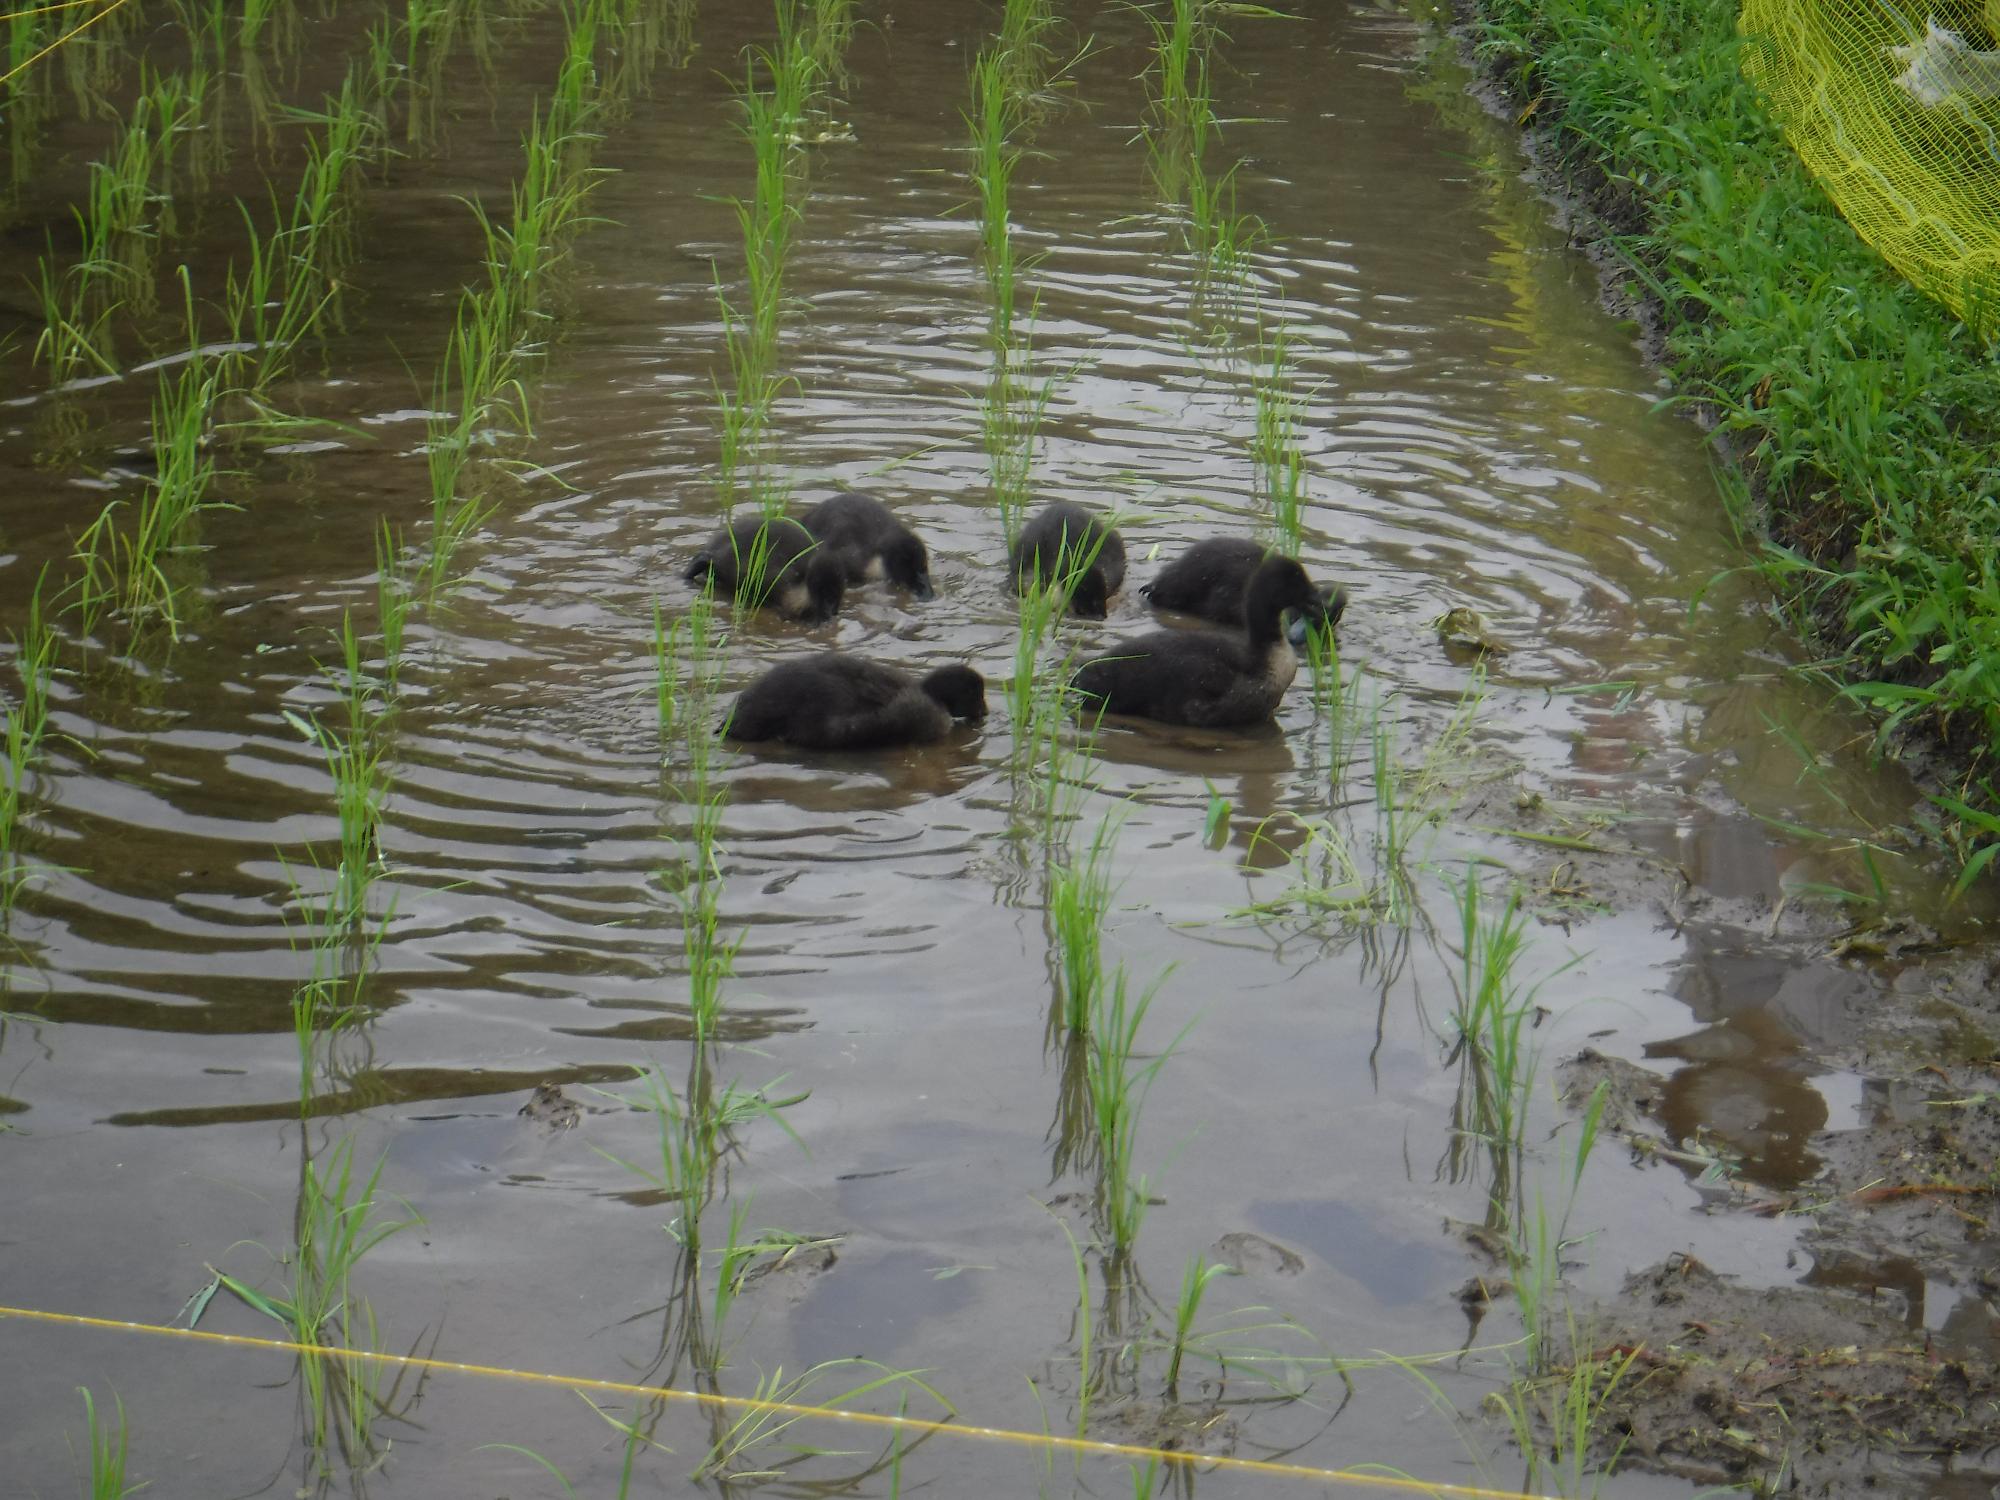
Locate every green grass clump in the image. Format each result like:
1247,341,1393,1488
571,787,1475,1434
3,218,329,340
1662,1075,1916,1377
1469,0,2000,875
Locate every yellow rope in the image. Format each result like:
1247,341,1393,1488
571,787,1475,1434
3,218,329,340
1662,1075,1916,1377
0,1302,1557,1500
0,0,134,91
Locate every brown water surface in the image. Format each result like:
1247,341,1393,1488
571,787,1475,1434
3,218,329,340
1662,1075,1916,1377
0,3,1986,1495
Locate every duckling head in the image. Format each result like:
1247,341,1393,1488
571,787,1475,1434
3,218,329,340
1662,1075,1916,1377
920,664,986,722
885,531,934,600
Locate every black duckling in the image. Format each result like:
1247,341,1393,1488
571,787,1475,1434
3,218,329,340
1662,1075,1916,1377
1009,501,1126,619
721,653,987,749
1072,555,1323,727
1142,537,1348,645
684,515,845,624
800,490,934,599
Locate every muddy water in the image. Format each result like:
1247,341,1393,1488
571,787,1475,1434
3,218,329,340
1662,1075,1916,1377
0,3,1988,1496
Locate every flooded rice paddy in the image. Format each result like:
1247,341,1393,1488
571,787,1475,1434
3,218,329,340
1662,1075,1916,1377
2,2,1995,1496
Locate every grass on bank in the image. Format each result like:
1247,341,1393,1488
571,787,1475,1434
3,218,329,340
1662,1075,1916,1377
1466,0,2000,875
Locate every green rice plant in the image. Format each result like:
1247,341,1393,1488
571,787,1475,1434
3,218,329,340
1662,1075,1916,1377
0,570,58,912
1007,553,1106,860
1502,1082,1608,1379
1488,1314,1639,1498
401,0,463,144
72,274,225,643
998,0,1061,99
6,9,53,192
1303,622,1365,799
1443,868,1582,1248
689,1361,950,1484
1137,0,1217,206
219,201,338,402
71,67,195,319
1085,968,1186,1255
1185,159,1264,311
1162,1255,1228,1399
714,29,812,512
281,612,394,932
1048,809,1120,1033
30,240,119,389
284,73,389,324
76,1387,136,1500
593,1067,803,1266
966,41,1024,349
983,322,1067,544
191,1136,417,1467
800,0,858,93
1249,313,1306,557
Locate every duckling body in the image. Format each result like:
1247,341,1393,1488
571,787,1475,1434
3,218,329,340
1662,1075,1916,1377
684,516,844,623
800,490,934,599
1143,537,1347,639
1073,556,1322,727
1009,501,1126,619
722,653,987,749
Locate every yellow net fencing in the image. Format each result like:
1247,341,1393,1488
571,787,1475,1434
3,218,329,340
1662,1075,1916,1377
1740,0,2000,335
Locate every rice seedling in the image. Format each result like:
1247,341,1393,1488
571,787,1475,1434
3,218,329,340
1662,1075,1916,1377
281,614,394,933
1185,159,1264,311
1249,313,1306,556
68,65,196,318
6,10,54,192
1488,1312,1639,1498
983,323,1067,544
1048,809,1120,1033
965,39,1030,354
1138,0,1219,207
1443,867,1585,1258
800,0,858,94
189,1135,419,1468
1162,1254,1228,1399
76,1387,136,1500
658,588,736,1049
30,239,118,390
1085,967,1186,1255
1495,1082,1608,1383
689,1361,950,1483
71,274,225,643
593,1067,804,1287
0,571,58,914
714,26,814,513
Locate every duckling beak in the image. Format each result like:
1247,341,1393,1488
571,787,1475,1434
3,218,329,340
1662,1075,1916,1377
913,577,935,602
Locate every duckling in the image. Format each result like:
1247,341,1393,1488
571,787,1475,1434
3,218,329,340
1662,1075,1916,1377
722,653,987,749
684,516,845,624
1072,555,1322,727
1142,537,1347,644
1009,501,1126,619
800,490,934,599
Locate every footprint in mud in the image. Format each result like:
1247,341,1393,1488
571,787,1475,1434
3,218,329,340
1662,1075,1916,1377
1209,1230,1305,1277
737,1236,841,1303
1102,1400,1238,1462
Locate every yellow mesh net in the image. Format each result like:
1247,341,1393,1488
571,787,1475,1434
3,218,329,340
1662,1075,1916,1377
1740,0,2000,334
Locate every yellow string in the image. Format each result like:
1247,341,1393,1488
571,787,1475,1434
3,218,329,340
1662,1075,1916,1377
0,0,134,91
0,1302,1559,1500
